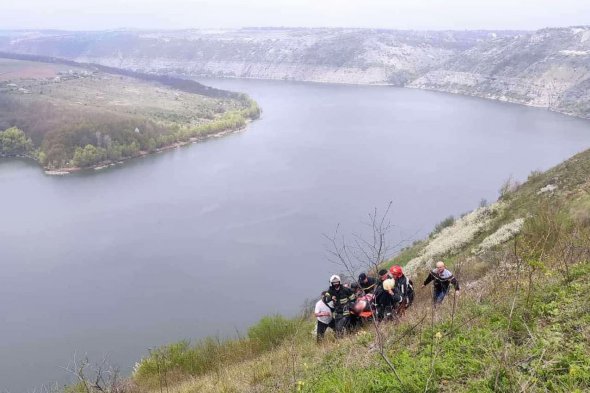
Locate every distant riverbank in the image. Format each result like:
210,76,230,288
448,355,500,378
43,117,257,175
0,54,261,175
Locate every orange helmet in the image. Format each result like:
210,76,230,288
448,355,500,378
389,265,403,279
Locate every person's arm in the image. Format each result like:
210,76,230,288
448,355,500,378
364,281,376,293
314,303,332,317
388,290,402,304
347,289,357,307
399,281,406,296
423,272,434,286
450,275,460,291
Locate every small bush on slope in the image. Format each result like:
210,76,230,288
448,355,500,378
133,315,305,389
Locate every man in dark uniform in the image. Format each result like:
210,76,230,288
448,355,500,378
326,274,356,336
358,272,377,294
390,265,415,312
373,269,401,321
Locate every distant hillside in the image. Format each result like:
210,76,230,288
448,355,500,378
2,27,590,118
0,29,514,86
409,27,590,118
0,57,259,171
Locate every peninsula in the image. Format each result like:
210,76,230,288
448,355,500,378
0,56,260,173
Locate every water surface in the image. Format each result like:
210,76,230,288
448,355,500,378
1,80,589,391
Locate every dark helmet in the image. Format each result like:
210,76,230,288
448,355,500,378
322,292,334,307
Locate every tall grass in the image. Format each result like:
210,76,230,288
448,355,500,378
302,201,590,393
133,315,305,389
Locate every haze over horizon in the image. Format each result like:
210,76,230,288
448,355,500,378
1,0,590,31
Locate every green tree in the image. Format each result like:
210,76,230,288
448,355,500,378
72,144,106,167
0,127,33,156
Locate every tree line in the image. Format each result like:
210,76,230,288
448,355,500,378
1,97,260,169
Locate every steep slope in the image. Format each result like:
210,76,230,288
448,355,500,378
410,27,590,118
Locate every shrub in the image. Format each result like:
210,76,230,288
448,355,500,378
133,314,302,388
430,215,455,238
527,169,543,182
247,315,298,351
498,176,520,200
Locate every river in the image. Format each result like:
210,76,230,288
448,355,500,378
1,79,589,392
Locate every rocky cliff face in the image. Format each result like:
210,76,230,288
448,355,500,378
0,29,507,85
409,27,590,118
1,27,589,117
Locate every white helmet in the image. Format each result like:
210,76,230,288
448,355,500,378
383,278,396,291
329,274,341,284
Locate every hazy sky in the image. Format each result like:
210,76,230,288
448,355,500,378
1,0,589,31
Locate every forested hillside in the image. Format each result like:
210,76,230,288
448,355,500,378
0,57,259,170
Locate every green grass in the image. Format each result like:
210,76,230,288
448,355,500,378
133,315,307,389
303,259,590,392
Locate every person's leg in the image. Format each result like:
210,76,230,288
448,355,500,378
341,316,351,333
396,303,405,317
349,314,360,331
334,316,349,337
384,305,395,321
435,288,448,304
376,305,384,322
316,320,328,342
328,319,336,335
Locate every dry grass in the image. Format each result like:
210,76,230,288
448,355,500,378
0,58,78,80
0,59,237,130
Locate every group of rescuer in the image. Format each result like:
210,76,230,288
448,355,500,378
314,261,460,341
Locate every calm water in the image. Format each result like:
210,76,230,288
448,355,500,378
1,79,589,391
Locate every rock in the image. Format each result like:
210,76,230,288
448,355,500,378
538,184,558,194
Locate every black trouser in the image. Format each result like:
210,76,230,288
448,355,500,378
333,315,350,337
316,319,335,342
348,313,362,330
376,305,396,321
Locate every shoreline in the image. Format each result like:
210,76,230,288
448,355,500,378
186,73,590,121
42,121,252,176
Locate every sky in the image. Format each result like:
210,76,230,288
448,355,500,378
1,0,589,31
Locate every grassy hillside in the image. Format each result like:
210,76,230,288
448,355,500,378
0,57,260,171
63,147,590,392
